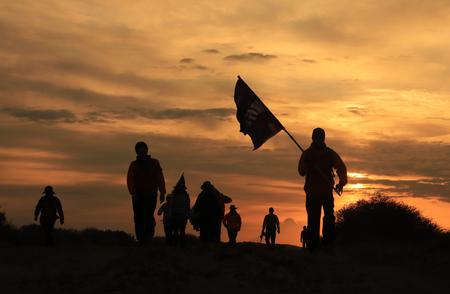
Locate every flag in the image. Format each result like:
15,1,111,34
234,76,283,150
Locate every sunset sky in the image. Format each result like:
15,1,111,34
1,0,449,244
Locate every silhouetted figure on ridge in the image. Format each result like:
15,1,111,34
300,226,308,249
261,207,280,246
157,194,173,244
298,128,347,252
127,141,166,244
223,204,241,244
192,181,232,243
34,186,64,246
167,173,190,247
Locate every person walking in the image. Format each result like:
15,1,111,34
127,141,166,244
192,181,232,243
298,128,347,252
300,226,308,249
34,186,64,246
168,174,190,247
261,207,280,246
223,205,241,244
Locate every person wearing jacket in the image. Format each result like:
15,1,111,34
298,128,347,252
192,181,232,243
261,207,280,246
127,141,166,244
167,173,190,247
223,205,241,244
34,186,64,246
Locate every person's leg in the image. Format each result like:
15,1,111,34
306,194,321,251
228,230,237,244
132,198,145,243
322,193,335,246
179,218,187,246
214,221,222,243
146,192,158,241
271,232,276,245
265,232,270,245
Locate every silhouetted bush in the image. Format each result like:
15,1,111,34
336,195,442,242
0,210,5,227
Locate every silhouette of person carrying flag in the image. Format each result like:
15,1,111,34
233,77,348,252
298,128,347,252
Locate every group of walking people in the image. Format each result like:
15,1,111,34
34,128,347,252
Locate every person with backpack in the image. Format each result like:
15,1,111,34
261,207,280,246
34,186,64,246
223,205,241,244
298,128,347,252
192,181,232,243
167,174,190,247
127,141,166,244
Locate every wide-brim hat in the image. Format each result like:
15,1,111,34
230,204,237,210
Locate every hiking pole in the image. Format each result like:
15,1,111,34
282,127,342,196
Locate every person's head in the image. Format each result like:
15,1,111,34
43,186,55,196
269,207,274,214
230,205,237,212
312,128,325,144
201,181,212,190
134,141,148,156
303,226,307,229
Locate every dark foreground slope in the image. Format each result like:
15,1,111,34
1,234,449,294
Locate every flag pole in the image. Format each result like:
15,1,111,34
236,76,341,196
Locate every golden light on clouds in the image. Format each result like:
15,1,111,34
0,0,449,244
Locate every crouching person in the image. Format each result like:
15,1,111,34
223,205,241,244
34,186,64,246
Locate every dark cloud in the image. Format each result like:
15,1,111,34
202,49,220,54
301,59,317,63
346,106,366,116
224,52,277,62
193,65,209,70
179,58,195,63
1,107,77,123
426,116,450,121
1,106,234,125
136,107,234,120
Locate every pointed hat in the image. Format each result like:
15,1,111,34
174,173,186,189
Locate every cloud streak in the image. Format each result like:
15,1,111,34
224,52,277,62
